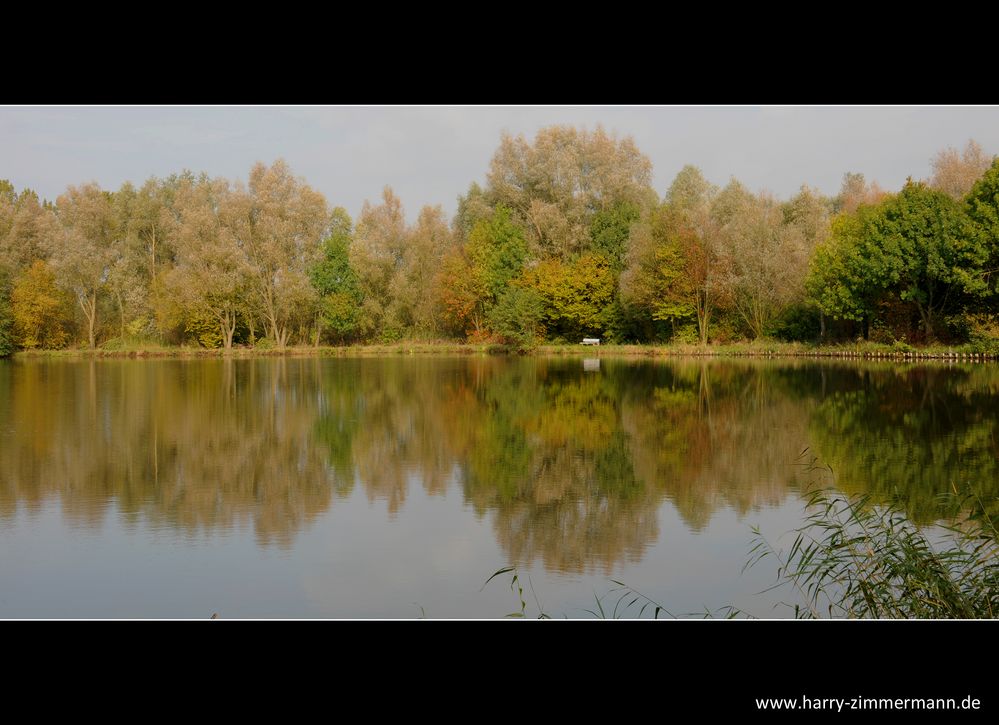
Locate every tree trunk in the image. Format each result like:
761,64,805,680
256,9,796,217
819,312,826,342
149,229,157,280
917,303,934,342
79,292,98,350
697,297,710,346
115,290,125,340
220,311,236,351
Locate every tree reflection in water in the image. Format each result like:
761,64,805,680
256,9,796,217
0,356,995,571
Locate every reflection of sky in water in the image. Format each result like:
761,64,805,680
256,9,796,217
0,356,995,617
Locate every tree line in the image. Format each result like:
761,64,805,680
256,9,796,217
1,127,997,355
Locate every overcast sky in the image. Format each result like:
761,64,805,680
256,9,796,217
2,106,997,221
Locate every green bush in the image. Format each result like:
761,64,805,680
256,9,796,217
487,287,544,349
185,312,223,349
379,326,403,344
670,323,700,345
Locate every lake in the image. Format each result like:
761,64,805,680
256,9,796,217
0,355,995,618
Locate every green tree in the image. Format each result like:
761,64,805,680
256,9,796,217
867,181,988,341
468,205,529,306
486,286,544,348
806,211,878,330
311,207,362,345
589,201,639,270
965,158,999,296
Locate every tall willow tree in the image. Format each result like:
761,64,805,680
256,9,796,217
622,166,726,344
228,160,329,348
710,183,815,340
50,183,117,349
351,187,408,338
0,182,58,273
930,140,993,201
393,205,453,336
166,175,248,350
482,125,655,260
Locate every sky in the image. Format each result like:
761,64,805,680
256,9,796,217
2,106,998,222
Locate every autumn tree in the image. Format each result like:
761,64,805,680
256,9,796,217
622,167,727,344
484,125,655,260
714,186,811,339
108,177,178,340
0,267,14,356
434,205,529,340
227,161,329,348
434,249,484,336
166,175,248,350
622,206,710,340
392,205,453,336
49,183,117,349
104,182,160,340
11,260,70,349
524,254,616,339
0,182,59,273
835,172,888,215
351,187,408,339
930,140,993,201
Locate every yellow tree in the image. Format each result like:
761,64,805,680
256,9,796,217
11,260,70,349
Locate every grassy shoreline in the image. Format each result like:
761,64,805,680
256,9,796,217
8,339,999,361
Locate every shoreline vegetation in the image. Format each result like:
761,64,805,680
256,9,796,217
11,339,999,361
3,131,999,361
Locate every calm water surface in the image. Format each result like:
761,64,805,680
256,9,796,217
0,356,995,618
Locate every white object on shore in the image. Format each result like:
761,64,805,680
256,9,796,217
581,338,601,346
